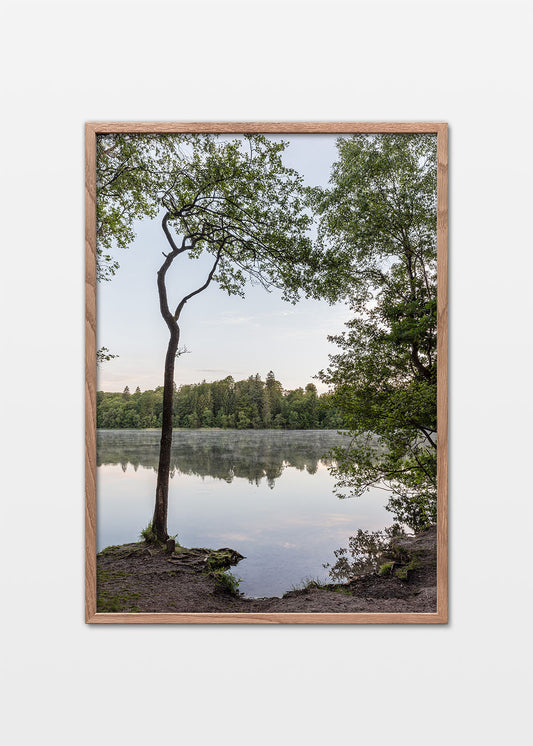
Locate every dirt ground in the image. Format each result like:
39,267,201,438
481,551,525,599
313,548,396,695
96,526,437,615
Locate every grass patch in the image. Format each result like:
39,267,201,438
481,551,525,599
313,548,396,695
139,522,162,545
140,523,181,548
291,576,330,591
394,558,421,580
98,545,123,557
97,567,131,583
98,589,141,613
211,569,242,596
290,577,352,594
332,586,353,596
378,562,395,577
97,567,139,612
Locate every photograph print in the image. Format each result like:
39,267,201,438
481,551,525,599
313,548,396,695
86,122,448,623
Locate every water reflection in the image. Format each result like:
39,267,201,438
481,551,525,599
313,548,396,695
97,429,344,487
96,429,393,597
324,525,401,582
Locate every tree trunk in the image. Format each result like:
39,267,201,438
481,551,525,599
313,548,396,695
152,325,180,541
151,230,222,542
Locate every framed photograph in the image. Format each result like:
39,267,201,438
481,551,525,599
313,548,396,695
85,122,448,624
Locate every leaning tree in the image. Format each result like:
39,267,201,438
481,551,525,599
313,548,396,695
96,133,318,541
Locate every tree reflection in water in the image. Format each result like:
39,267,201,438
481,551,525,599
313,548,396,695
97,429,398,596
324,524,407,582
97,429,345,489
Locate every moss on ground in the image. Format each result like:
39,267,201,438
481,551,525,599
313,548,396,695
98,589,141,613
97,567,140,612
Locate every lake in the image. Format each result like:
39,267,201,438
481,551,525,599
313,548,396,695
96,429,392,597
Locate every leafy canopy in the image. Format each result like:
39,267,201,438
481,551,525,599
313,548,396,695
312,134,438,531
96,133,317,300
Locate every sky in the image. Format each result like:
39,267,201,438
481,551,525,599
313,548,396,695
97,134,352,394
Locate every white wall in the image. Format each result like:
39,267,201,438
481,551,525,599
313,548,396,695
1,1,531,744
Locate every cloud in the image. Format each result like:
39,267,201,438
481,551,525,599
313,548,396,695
202,309,300,327
198,368,234,374
215,314,257,326
212,533,250,543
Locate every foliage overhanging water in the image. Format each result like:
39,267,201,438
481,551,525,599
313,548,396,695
97,429,392,597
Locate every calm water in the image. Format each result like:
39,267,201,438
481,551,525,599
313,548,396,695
97,429,392,597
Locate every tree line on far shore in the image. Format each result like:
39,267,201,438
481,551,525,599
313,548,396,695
97,371,345,430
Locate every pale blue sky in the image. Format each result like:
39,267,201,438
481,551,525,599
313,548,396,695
97,134,352,393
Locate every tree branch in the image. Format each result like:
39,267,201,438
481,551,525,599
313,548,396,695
157,216,195,332
174,242,225,320
418,427,437,450
162,212,189,255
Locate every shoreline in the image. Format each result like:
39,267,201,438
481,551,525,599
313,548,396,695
96,526,437,614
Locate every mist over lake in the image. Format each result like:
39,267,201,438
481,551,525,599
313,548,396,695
97,429,392,597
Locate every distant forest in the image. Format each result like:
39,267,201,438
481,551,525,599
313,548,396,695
97,371,345,430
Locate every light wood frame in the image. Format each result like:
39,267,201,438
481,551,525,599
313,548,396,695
86,122,448,624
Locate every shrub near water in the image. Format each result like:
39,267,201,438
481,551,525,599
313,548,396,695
211,570,242,596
